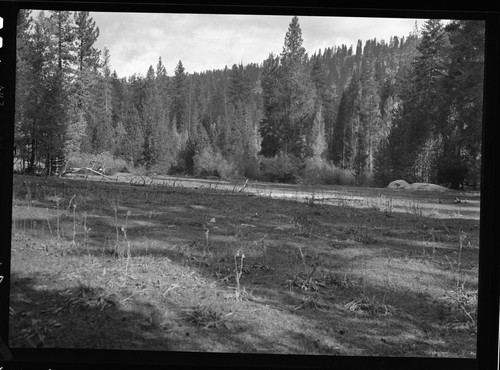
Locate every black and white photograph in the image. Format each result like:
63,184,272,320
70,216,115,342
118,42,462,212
4,3,493,366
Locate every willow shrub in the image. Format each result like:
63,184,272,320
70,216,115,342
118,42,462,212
303,157,355,186
67,151,130,175
193,147,239,180
260,152,301,183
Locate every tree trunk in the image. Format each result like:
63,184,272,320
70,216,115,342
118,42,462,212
46,152,51,177
58,15,63,70
29,139,36,173
29,117,37,172
368,131,373,173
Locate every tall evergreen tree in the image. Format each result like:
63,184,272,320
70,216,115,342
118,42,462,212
14,12,482,186
331,71,360,168
172,60,188,131
228,63,252,105
14,9,34,171
259,53,282,157
83,46,114,154
47,11,75,72
259,16,317,159
37,11,75,174
438,20,485,189
412,19,449,141
280,16,316,159
358,59,381,174
74,11,100,71
67,12,101,158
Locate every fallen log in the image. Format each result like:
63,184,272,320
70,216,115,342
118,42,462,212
61,167,114,180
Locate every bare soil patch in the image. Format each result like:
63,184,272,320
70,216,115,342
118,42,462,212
9,175,479,357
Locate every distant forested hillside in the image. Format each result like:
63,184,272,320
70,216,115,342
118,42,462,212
14,11,484,189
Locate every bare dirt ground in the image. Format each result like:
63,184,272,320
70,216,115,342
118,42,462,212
9,174,479,357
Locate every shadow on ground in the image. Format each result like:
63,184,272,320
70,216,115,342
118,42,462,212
9,175,479,357
9,272,189,350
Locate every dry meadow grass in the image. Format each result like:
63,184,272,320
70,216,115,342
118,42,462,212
9,175,479,357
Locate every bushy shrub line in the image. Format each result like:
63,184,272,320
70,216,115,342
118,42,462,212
68,150,364,186
193,147,239,180
191,150,358,186
303,157,356,186
67,151,131,175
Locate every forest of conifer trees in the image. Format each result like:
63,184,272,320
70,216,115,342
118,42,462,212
14,11,485,190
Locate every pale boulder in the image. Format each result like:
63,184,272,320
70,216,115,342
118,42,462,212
387,180,410,189
406,182,448,192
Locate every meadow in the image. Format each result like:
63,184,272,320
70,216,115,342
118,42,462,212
9,174,479,356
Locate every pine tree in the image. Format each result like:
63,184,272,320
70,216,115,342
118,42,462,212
84,46,114,154
36,11,75,174
47,11,75,73
281,17,305,63
67,12,101,158
332,71,361,168
225,63,257,163
280,16,316,159
228,63,252,105
358,59,381,174
378,20,450,184
120,104,144,165
14,9,34,171
259,53,282,157
432,20,484,189
74,11,100,71
135,60,175,172
412,20,451,184
16,12,482,186
172,60,188,131
258,16,317,160
412,19,449,141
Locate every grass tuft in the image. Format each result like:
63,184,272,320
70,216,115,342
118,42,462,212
182,304,230,329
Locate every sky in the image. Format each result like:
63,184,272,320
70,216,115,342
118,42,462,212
28,10,442,78
85,12,434,78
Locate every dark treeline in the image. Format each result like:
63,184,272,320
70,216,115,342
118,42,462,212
15,11,484,189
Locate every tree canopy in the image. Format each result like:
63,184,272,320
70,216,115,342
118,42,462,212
15,13,484,189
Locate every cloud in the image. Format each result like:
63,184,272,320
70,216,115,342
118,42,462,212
89,12,426,77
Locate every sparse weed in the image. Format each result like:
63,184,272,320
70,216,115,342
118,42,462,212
182,304,230,329
291,212,313,236
247,233,268,256
323,271,357,290
24,181,32,207
437,231,478,329
55,198,61,241
344,294,392,316
380,196,393,215
286,266,325,292
9,174,480,355
67,194,77,214
122,209,132,273
293,297,330,312
296,245,307,271
406,200,423,218
204,228,210,253
444,232,469,291
308,191,316,207
112,200,120,256
234,250,245,301
447,289,478,329
45,210,53,236
71,201,77,245
83,211,90,254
